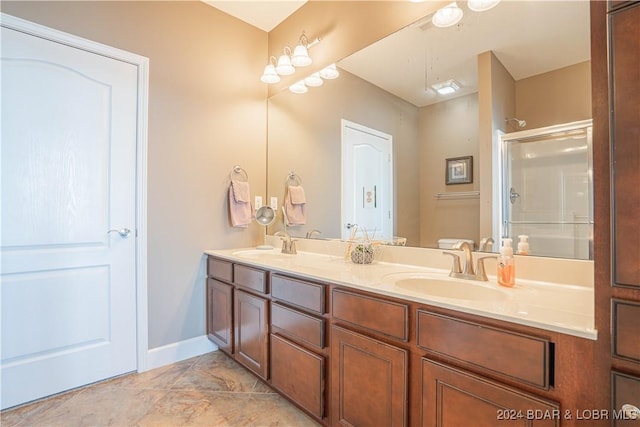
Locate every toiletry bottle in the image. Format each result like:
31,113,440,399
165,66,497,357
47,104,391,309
497,238,515,287
517,235,530,255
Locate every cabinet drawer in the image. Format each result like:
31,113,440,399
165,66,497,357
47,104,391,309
612,371,640,426
234,264,267,293
332,289,409,341
272,302,325,349
271,274,325,314
422,359,559,427
270,334,325,419
417,310,550,389
613,299,640,363
207,257,233,282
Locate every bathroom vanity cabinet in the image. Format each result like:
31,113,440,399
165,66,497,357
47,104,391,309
206,255,600,426
206,258,270,380
269,274,329,419
330,289,409,427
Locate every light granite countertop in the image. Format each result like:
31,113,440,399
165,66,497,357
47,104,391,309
204,246,597,340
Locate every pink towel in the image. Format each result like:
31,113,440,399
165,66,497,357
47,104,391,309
284,185,306,225
229,180,253,227
231,180,250,203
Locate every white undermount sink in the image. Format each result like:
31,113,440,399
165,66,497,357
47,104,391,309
383,273,508,301
232,249,291,259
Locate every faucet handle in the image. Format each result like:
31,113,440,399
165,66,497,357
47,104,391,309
475,255,497,281
442,251,462,275
289,240,298,255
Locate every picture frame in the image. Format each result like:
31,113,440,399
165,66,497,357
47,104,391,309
445,156,473,185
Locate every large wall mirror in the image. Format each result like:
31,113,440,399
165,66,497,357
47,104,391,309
267,1,592,259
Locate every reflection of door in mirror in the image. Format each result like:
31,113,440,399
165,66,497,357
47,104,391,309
500,120,593,260
341,120,393,241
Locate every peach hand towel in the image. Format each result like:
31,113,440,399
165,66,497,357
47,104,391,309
229,180,253,227
284,185,306,225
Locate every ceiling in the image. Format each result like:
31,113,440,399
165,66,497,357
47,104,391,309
204,1,591,107
339,1,591,107
203,0,307,32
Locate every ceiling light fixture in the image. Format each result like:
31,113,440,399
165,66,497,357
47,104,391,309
260,56,281,84
432,2,463,28
467,0,501,12
432,80,460,95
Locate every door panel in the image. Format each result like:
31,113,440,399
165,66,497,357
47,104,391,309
1,24,138,409
341,120,393,241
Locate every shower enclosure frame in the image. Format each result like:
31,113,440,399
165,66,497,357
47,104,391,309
495,119,594,260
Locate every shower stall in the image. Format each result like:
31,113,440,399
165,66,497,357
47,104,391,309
497,120,593,259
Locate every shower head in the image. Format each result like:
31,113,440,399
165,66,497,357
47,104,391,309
506,117,527,128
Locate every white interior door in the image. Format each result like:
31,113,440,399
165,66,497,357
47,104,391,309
341,120,393,241
1,22,139,409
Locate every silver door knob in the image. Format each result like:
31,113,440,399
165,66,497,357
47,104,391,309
621,404,640,420
108,228,132,238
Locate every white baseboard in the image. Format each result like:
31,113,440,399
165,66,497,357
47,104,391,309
144,335,218,371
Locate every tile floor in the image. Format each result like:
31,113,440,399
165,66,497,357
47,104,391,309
1,351,321,427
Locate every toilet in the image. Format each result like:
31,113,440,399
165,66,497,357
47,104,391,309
437,238,475,250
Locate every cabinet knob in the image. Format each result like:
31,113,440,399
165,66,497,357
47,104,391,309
621,404,640,420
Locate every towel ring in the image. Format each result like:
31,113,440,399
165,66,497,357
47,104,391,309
230,165,249,182
286,171,302,186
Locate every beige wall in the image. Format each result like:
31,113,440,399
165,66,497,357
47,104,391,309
268,69,421,245
516,61,592,129
2,1,268,349
267,1,443,96
418,94,480,247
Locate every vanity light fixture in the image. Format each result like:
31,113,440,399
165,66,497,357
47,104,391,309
319,63,340,80
304,72,324,87
432,80,460,95
261,31,320,83
289,80,308,94
275,47,295,76
432,2,463,28
291,32,315,67
260,56,281,84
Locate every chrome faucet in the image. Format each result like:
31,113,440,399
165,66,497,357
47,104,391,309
443,241,496,281
305,229,322,239
274,231,297,254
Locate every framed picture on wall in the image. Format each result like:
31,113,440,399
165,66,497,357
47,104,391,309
445,156,473,185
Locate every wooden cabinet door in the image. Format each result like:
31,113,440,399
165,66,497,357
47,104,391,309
234,289,269,379
206,278,233,354
612,371,640,426
421,358,559,427
331,325,408,427
270,334,325,419
610,2,640,288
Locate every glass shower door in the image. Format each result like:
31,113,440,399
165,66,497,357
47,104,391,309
502,123,593,259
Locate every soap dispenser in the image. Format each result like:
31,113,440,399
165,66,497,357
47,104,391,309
497,238,515,288
517,235,530,255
